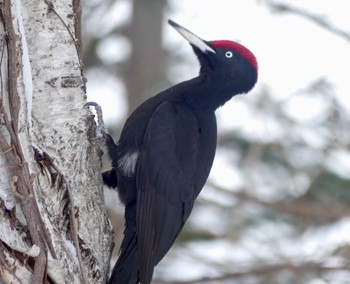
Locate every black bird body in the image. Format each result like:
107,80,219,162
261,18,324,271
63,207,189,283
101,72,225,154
101,20,258,284
114,79,218,205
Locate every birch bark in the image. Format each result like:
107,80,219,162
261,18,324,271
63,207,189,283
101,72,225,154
0,0,113,283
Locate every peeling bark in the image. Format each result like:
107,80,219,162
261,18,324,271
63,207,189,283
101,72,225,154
0,0,113,283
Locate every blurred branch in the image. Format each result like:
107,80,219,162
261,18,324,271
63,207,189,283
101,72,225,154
235,190,350,220
209,183,350,221
155,261,350,284
264,1,350,43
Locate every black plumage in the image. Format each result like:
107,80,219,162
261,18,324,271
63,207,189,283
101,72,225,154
99,20,258,284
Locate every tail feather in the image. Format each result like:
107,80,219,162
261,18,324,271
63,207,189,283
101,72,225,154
109,229,139,284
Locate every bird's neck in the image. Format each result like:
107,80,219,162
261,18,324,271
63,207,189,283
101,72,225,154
182,75,236,112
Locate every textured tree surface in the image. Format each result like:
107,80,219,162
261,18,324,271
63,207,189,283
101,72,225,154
0,0,113,283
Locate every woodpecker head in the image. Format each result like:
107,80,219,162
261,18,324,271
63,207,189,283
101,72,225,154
168,20,258,95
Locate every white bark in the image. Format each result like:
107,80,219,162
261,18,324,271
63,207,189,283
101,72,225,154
0,0,113,283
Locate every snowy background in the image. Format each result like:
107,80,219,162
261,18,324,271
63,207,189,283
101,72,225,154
83,1,350,283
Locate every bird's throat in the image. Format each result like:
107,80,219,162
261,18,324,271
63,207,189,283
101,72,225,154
182,76,237,112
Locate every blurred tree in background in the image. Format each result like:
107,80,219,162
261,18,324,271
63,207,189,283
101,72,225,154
82,0,350,283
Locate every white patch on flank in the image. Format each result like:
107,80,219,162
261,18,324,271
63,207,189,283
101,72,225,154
118,151,139,176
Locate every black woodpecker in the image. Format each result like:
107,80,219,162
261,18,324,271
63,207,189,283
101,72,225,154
86,20,258,284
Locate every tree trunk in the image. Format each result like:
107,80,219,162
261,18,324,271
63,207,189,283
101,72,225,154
0,0,113,283
124,0,168,113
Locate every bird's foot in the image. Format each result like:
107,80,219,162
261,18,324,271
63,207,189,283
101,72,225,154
84,102,108,143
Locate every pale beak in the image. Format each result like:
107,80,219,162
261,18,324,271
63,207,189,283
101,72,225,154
168,20,216,54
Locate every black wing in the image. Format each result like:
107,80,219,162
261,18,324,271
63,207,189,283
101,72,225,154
136,101,200,283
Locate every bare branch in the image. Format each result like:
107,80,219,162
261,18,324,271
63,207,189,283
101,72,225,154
265,1,350,42
208,183,350,221
154,261,350,284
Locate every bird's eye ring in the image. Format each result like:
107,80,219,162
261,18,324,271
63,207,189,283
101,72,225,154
225,51,233,58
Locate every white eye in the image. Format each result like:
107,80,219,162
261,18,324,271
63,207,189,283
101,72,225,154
225,51,233,58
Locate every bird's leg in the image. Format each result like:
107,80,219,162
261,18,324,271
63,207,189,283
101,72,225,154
84,102,107,143
84,102,119,189
102,168,118,188
102,134,119,189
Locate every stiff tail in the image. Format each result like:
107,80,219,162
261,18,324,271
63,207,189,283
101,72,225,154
108,229,139,284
